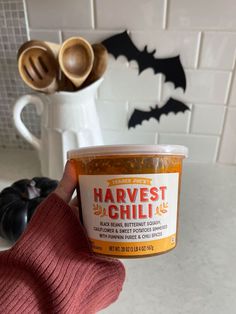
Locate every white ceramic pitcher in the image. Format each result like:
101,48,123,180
13,78,104,179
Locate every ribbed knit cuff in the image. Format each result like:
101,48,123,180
12,193,91,258
0,193,125,313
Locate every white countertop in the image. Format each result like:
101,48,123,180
0,149,236,314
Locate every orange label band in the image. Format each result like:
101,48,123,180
90,234,176,257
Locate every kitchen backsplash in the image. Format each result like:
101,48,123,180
0,0,40,149
0,0,235,164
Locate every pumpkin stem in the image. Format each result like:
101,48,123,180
27,180,41,199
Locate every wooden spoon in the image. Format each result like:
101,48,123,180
82,43,108,87
17,40,60,59
18,40,60,93
58,37,94,88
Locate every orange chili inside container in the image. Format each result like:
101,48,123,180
68,144,188,258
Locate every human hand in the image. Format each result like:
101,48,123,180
54,160,81,215
54,159,77,204
1,160,125,314
53,160,126,312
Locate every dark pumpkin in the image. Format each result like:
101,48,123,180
0,177,58,242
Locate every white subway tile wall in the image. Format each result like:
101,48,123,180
168,0,236,30
162,70,231,104
190,105,225,135
25,0,93,29
229,71,236,106
99,65,161,101
0,0,235,164
62,30,116,45
200,32,236,70
95,0,164,30
218,108,236,164
159,134,220,163
102,129,158,145
29,29,61,43
97,100,129,130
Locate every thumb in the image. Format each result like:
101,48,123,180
54,160,77,203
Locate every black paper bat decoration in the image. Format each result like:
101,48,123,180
102,31,186,91
128,98,190,128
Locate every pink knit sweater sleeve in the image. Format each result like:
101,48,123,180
0,193,125,314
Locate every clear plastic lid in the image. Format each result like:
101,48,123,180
67,144,188,159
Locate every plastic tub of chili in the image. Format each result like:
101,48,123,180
68,144,188,258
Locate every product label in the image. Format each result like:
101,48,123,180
79,173,179,257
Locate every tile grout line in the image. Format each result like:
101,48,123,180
215,64,235,161
194,31,203,68
162,0,169,30
233,72,236,163
186,103,193,134
91,0,96,29
158,131,220,138
161,28,236,33
224,71,233,105
155,132,159,144
58,30,63,44
214,136,221,162
233,51,236,70
22,0,30,40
